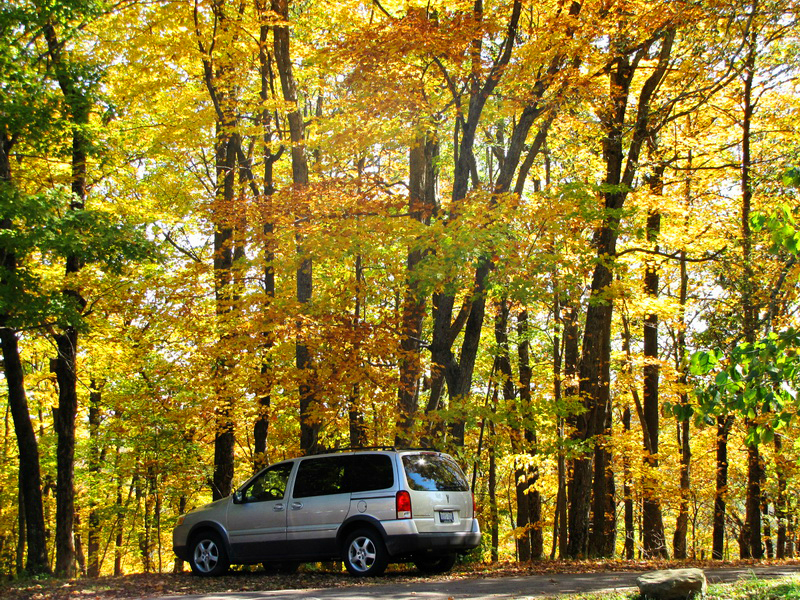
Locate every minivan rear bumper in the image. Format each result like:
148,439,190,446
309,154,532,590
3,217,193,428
383,518,481,557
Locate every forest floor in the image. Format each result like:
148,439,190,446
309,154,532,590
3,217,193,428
2,559,799,600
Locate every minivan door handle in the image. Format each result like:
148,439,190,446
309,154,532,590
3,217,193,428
273,503,285,512
291,501,303,510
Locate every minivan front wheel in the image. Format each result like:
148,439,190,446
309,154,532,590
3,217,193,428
343,528,388,577
189,531,229,576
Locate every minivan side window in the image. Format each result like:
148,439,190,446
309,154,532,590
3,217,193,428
292,454,394,498
402,454,469,492
293,457,348,498
243,462,293,502
349,454,393,493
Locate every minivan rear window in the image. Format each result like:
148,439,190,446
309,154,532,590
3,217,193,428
402,454,469,492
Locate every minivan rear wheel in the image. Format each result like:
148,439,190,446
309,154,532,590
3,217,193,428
189,531,229,576
343,528,388,577
414,552,457,574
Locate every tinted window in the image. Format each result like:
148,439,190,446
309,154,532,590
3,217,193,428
293,457,348,498
349,454,393,493
243,462,293,502
402,454,469,492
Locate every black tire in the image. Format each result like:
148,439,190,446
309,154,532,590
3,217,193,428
342,528,388,577
263,560,300,574
414,552,457,574
188,531,230,576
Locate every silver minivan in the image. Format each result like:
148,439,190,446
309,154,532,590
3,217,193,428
172,449,481,576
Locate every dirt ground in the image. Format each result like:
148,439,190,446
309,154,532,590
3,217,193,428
2,559,798,600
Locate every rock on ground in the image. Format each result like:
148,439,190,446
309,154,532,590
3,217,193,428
636,568,707,600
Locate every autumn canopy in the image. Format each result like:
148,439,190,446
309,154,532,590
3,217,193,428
1,0,800,577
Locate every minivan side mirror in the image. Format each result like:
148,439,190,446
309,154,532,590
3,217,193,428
232,490,244,504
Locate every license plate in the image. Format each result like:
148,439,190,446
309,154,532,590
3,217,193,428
439,511,454,523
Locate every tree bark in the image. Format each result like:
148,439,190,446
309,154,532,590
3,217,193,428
589,407,615,557
713,415,734,559
740,15,763,560
488,418,499,562
428,0,523,449
673,151,693,560
87,385,102,577
253,16,282,470
211,126,236,500
0,319,50,575
43,18,91,576
775,434,787,558
745,441,764,558
549,295,569,560
518,311,543,560
642,197,667,558
396,134,438,447
271,0,317,454
568,28,674,559
349,253,368,447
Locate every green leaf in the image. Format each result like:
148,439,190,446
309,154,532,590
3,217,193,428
782,167,800,188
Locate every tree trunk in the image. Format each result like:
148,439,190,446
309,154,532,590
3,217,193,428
740,18,763,560
271,0,317,454
349,253,368,447
17,477,25,575
87,385,102,577
210,123,236,500
589,407,615,558
0,325,50,575
396,134,438,447
775,434,787,559
428,0,523,450
518,311,543,560
567,28,674,559
43,19,91,576
642,203,667,558
52,331,80,577
489,419,499,562
558,303,579,559
713,415,734,559
173,495,187,572
253,18,281,470
114,481,124,576
622,407,635,560
673,155,693,560
673,413,691,559
0,136,49,574
744,441,764,558
74,511,86,576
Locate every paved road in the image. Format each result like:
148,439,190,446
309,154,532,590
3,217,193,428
156,564,800,600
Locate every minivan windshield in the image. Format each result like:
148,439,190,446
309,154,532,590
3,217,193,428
402,453,469,492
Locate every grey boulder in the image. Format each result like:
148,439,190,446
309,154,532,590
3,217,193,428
636,568,707,600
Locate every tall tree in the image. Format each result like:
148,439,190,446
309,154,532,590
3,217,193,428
194,0,248,497
0,9,50,574
426,0,524,447
42,11,93,576
271,0,316,453
569,17,676,557
396,133,438,447
641,166,668,558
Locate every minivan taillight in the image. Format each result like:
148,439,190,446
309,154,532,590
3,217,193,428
396,490,412,519
472,492,477,517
